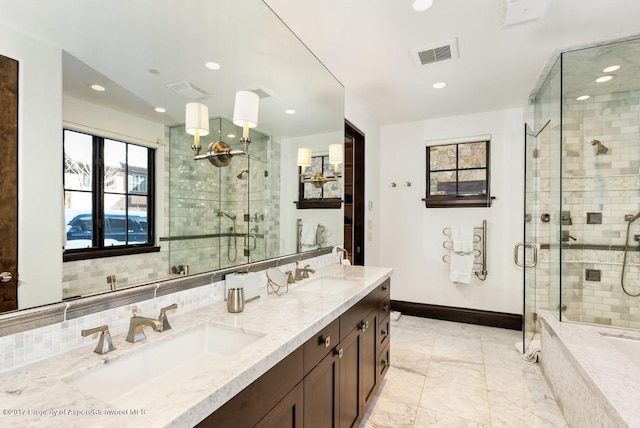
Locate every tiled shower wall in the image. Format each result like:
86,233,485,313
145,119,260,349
561,90,640,329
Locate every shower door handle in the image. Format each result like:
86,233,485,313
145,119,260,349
514,243,537,268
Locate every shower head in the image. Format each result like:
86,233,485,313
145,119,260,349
590,140,608,155
217,210,236,221
236,169,249,179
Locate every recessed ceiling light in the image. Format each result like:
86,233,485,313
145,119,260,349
433,82,446,89
90,84,106,92
285,109,296,115
602,65,620,73
154,107,166,113
226,133,236,139
411,0,433,11
576,95,590,101
595,75,614,83
205,62,221,70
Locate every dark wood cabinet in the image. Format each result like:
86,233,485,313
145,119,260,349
200,280,391,428
304,348,340,427
256,382,304,428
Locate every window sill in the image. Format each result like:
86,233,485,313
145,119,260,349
422,195,494,208
295,198,342,209
63,245,161,262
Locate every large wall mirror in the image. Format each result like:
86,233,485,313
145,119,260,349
0,0,344,313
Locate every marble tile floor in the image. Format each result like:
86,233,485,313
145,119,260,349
361,315,568,428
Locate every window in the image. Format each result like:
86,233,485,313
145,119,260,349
296,154,342,209
424,139,492,208
63,129,158,260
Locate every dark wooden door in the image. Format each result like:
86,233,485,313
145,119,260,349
304,349,340,427
344,121,365,266
0,54,19,313
338,326,361,428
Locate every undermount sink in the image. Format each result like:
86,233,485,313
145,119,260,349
65,323,264,408
291,276,362,296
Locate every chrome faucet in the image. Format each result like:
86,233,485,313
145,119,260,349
294,262,315,281
126,306,162,343
81,325,116,355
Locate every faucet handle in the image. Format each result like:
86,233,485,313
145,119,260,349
158,303,178,331
81,325,116,355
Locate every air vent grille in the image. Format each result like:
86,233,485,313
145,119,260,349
411,38,459,68
166,80,212,99
417,46,452,65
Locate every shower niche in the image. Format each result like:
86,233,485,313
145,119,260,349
524,36,640,344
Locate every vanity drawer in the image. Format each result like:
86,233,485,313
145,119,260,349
304,318,340,375
378,278,390,299
378,296,390,323
378,342,390,380
378,316,390,348
340,288,378,340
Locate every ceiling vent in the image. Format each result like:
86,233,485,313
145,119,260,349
411,38,459,68
166,80,212,99
248,86,276,99
499,0,551,28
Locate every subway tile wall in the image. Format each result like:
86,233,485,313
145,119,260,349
560,90,640,328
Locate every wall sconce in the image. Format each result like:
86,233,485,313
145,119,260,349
233,91,260,153
298,145,343,188
185,102,210,156
185,91,259,167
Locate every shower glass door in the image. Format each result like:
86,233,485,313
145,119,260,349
522,123,538,353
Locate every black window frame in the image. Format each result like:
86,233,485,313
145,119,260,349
296,154,342,209
424,140,492,208
63,129,159,261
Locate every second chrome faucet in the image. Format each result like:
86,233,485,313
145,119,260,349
126,304,177,343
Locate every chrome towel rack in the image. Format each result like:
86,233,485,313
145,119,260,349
442,220,488,281
296,219,327,252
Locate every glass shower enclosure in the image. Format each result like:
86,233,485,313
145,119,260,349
523,37,640,354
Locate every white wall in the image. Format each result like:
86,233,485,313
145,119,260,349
0,25,63,309
379,108,525,314
345,91,382,266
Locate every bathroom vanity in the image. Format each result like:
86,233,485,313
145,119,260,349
0,264,391,427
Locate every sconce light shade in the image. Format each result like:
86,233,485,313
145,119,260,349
233,91,259,129
185,103,210,136
329,144,343,165
297,147,312,167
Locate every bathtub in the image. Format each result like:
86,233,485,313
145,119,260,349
539,311,640,427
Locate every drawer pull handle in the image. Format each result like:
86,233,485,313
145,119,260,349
381,285,388,291
320,335,331,348
334,346,344,359
381,329,387,336
382,304,389,311
359,320,369,332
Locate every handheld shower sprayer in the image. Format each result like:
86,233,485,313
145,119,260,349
217,210,236,221
627,211,640,223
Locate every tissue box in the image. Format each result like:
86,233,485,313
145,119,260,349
225,272,261,302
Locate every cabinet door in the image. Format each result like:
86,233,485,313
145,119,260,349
361,311,378,409
255,381,304,428
339,326,361,428
304,348,340,427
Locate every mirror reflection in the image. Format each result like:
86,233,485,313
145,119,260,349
0,0,344,312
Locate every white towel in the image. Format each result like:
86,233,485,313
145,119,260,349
301,223,317,247
449,252,474,284
449,225,475,284
451,225,474,253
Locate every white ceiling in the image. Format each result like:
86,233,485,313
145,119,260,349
264,0,640,125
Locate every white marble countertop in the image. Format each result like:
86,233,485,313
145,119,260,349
0,264,392,428
540,310,640,426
